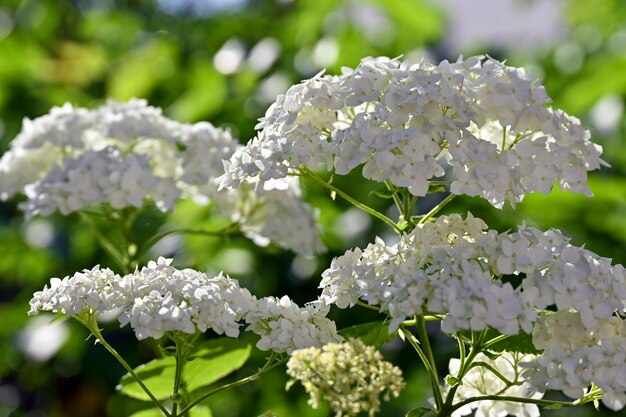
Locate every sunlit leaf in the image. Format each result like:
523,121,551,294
118,338,251,401
339,321,397,348
406,407,435,417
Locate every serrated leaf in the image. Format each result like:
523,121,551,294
339,321,397,348
118,338,251,401
405,407,435,417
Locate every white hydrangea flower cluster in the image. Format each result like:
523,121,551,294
286,338,405,417
320,213,536,333
0,99,323,255
115,257,257,340
320,213,626,409
446,352,543,417
22,146,179,217
28,264,123,316
245,296,340,353
215,177,324,256
28,257,256,340
220,56,605,208
29,257,339,350
1,100,181,214
320,213,626,333
522,311,626,411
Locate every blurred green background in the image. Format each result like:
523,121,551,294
0,0,625,416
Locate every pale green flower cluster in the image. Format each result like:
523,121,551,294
286,338,405,417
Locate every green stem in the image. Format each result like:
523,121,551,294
76,314,171,417
418,193,456,225
384,180,405,220
428,181,452,186
356,300,381,312
449,395,583,414
456,335,466,369
482,334,512,350
296,167,402,233
401,314,444,325
440,330,488,416
400,325,444,410
468,361,518,387
171,338,186,417
78,212,129,274
178,357,287,415
136,223,240,263
416,317,442,405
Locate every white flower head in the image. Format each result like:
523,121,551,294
221,56,604,208
245,296,340,353
29,257,256,341
1,99,324,254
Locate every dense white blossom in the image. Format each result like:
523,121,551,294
0,99,324,254
220,56,605,208
29,257,338,350
522,311,626,411
319,213,626,335
215,177,324,256
320,213,626,409
29,257,256,340
28,264,123,316
21,146,180,217
287,338,405,417
446,352,543,417
116,258,256,340
245,296,340,353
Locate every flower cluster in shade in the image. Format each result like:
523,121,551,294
286,338,405,417
28,257,340,353
0,100,322,255
445,352,543,417
318,213,626,410
219,55,605,208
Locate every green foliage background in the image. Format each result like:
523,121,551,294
0,0,625,416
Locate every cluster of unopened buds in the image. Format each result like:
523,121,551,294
12,54,626,417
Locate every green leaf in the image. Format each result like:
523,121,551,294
339,321,397,348
486,331,540,355
405,407,435,417
184,338,251,392
118,338,251,401
258,412,279,417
